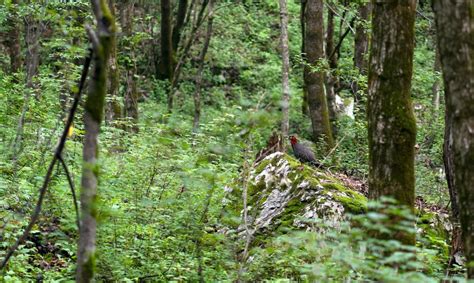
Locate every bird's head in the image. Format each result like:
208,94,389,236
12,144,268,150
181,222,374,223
289,135,298,145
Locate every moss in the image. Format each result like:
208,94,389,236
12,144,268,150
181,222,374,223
82,251,96,280
276,198,306,230
323,183,367,214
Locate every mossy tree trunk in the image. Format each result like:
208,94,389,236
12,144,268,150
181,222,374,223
433,0,474,277
279,0,290,137
76,0,115,281
304,0,334,148
367,1,417,244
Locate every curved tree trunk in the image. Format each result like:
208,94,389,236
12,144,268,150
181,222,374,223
304,0,334,148
76,0,116,281
433,0,474,277
367,1,417,244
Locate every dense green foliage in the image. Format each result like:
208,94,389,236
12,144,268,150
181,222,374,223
0,0,458,281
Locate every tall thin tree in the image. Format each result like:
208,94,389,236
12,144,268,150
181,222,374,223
193,0,214,132
76,0,116,281
279,0,290,137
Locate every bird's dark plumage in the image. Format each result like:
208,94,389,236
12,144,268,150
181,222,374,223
289,135,322,167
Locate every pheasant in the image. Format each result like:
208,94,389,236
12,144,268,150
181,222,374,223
289,135,322,168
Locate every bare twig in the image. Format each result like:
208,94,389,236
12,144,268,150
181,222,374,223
57,155,80,231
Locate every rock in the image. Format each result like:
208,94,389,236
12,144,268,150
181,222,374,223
221,151,452,261
222,152,366,246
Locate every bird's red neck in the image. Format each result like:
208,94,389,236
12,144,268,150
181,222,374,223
290,136,298,145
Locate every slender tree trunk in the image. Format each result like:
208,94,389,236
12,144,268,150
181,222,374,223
76,0,115,281
433,0,474,277
169,0,209,112
431,47,441,113
105,0,122,124
24,17,41,90
158,0,175,111
193,0,214,133
300,0,309,116
279,0,290,137
11,14,41,163
353,3,371,101
121,0,139,133
304,0,334,148
6,0,22,74
172,0,188,52
367,1,417,244
325,7,338,136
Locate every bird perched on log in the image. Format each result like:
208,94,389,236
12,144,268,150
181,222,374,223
289,135,322,168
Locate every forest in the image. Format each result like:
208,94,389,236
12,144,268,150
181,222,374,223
0,0,473,282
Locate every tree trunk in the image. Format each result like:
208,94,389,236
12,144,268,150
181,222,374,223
172,0,188,52
431,47,441,113
24,17,41,90
120,0,139,133
353,3,371,101
76,0,115,281
279,0,290,137
300,0,309,116
304,0,334,148
367,1,417,244
325,7,338,136
433,0,474,277
6,0,22,74
192,0,214,133
158,0,174,82
105,0,122,124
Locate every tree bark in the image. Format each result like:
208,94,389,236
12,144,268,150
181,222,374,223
433,0,474,277
353,3,371,101
431,47,441,113
192,0,214,133
158,0,174,81
367,1,417,244
105,0,122,124
325,7,338,136
76,0,115,281
279,0,290,137
172,0,188,53
304,0,334,148
120,0,139,133
300,0,309,116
